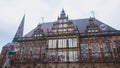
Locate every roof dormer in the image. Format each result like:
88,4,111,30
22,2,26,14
32,24,44,37
86,17,100,34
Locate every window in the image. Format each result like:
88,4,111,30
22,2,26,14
69,51,78,61
80,43,89,58
25,45,30,58
33,45,39,58
41,45,46,54
63,19,68,22
58,52,66,61
48,40,52,48
91,42,101,58
41,45,46,59
115,41,120,57
59,24,62,28
91,30,94,32
63,29,67,31
69,38,77,47
53,40,57,48
18,45,22,56
95,30,98,32
103,41,112,57
59,20,62,23
58,39,66,48
48,52,56,61
53,29,57,32
63,24,68,27
88,30,91,32
68,29,73,31
48,40,57,48
58,29,63,32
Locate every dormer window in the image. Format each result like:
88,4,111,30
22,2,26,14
63,19,68,22
59,20,62,23
63,24,68,27
95,30,98,32
88,30,91,32
34,34,43,37
32,24,44,37
86,17,100,34
58,24,62,28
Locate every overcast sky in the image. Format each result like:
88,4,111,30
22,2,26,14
0,0,120,52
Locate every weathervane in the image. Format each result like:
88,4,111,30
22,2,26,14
41,17,44,23
90,11,95,18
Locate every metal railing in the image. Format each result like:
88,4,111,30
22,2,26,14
11,52,120,64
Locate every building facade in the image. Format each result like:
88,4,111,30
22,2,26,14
2,9,120,68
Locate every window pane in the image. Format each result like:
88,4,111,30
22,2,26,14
63,24,68,27
69,38,77,47
69,51,73,61
58,52,66,61
59,24,62,28
33,45,39,58
63,39,66,48
58,39,66,48
69,38,72,47
115,41,120,57
41,45,46,59
73,38,77,47
73,51,78,61
53,40,56,48
80,43,89,58
103,41,112,57
69,51,78,61
48,52,56,61
58,39,62,48
25,45,30,58
91,43,101,58
48,40,52,48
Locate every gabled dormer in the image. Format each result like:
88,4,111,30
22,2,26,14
32,24,44,37
86,17,100,34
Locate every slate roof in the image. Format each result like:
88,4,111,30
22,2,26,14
24,18,116,37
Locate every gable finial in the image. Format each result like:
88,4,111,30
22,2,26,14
90,11,95,18
60,8,66,18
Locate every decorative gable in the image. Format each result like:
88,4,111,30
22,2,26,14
48,9,78,35
32,24,44,37
86,17,100,34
